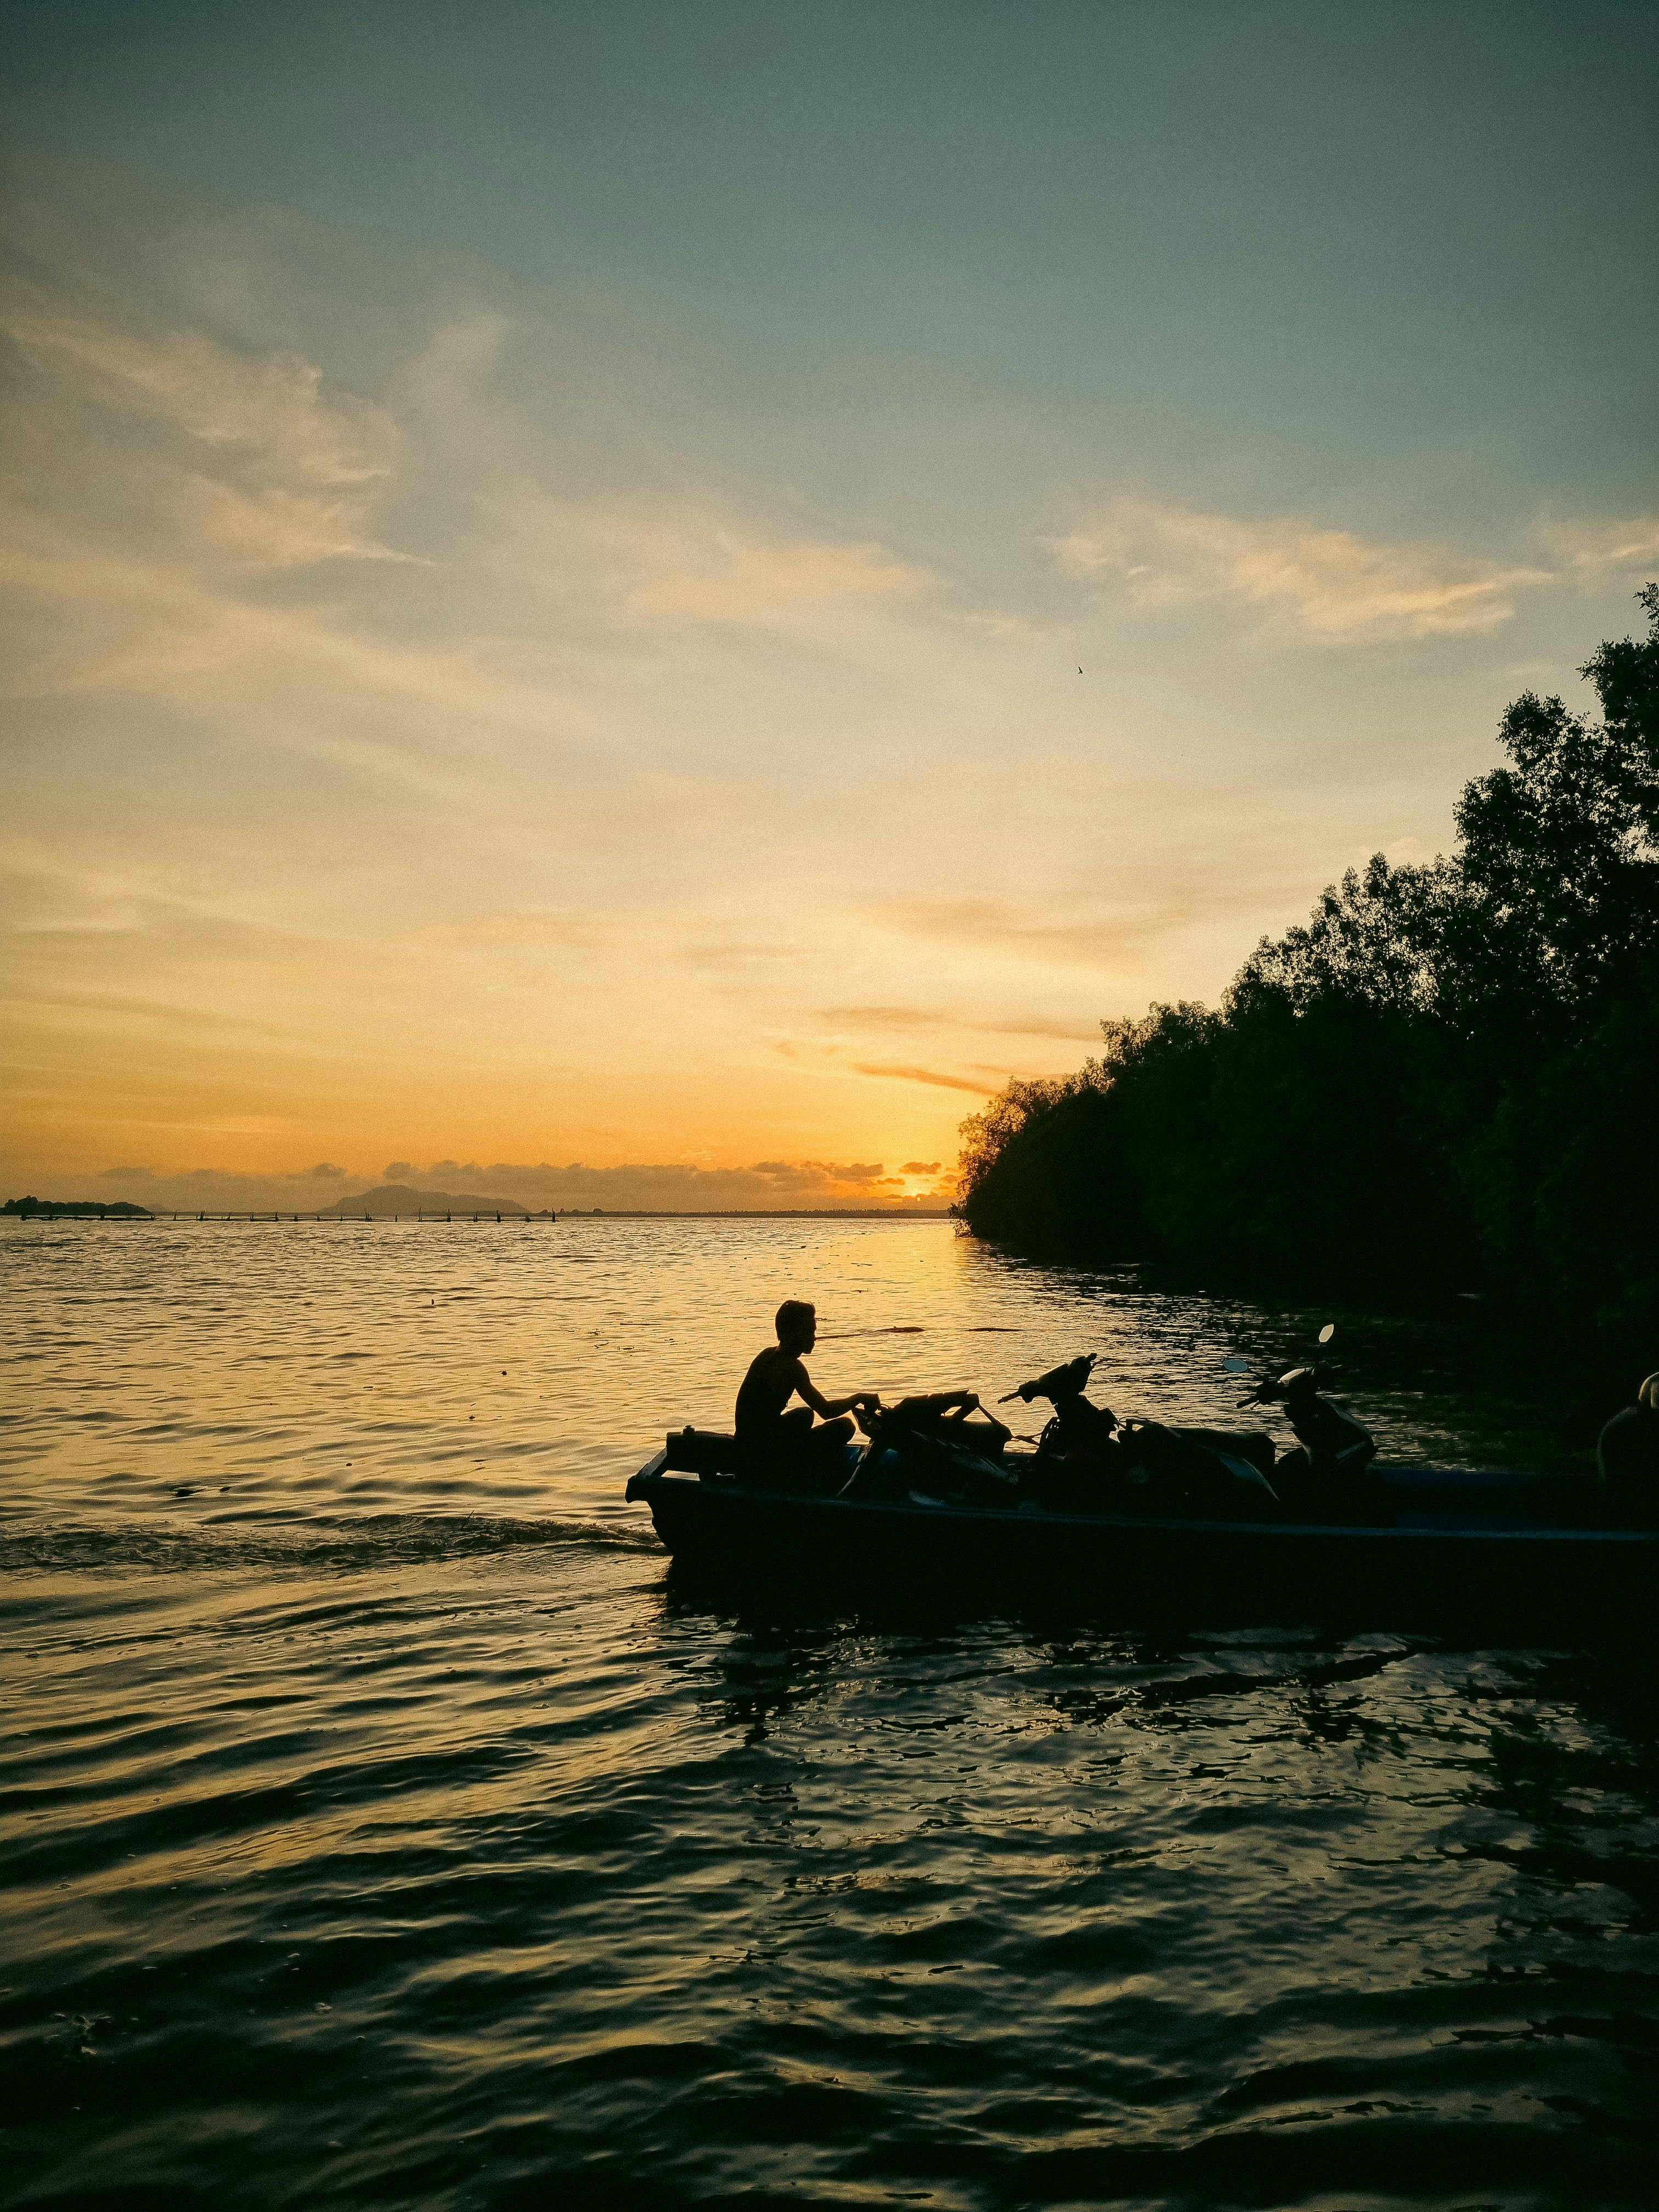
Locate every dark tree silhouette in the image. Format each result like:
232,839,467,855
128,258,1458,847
958,589,1659,1353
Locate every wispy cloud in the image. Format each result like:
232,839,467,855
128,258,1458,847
617,521,933,629
815,1002,1101,1042
771,1032,1011,1097
1053,496,1549,641
988,1013,1107,1041
873,899,1154,968
815,1003,945,1032
402,312,938,637
849,1059,1000,1095
3,285,410,571
1536,515,1659,579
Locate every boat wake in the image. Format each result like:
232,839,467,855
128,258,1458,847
0,1510,663,1579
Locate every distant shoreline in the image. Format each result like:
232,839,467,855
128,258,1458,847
3,1206,953,1221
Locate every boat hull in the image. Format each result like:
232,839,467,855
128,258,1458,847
625,1461,1657,1627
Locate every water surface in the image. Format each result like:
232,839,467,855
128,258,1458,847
3,1217,1654,2210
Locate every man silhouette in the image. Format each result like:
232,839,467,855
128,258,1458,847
736,1300,879,1487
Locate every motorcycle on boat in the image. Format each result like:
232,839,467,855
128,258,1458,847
1221,1324,1379,1513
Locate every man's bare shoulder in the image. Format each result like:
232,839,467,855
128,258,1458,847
749,1345,806,1381
742,1344,806,1384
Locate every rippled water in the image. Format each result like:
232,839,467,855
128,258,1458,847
3,1217,1655,2210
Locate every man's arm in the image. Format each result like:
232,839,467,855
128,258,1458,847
794,1361,879,1420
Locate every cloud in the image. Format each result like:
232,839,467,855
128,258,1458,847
0,307,660,838
770,1031,1013,1094
815,1002,1103,1043
1053,496,1550,641
2,285,410,571
849,1059,998,1095
986,1013,1106,1041
616,520,933,630
80,1161,363,1202
381,1156,938,1209
1537,516,1659,580
399,308,936,636
900,1161,942,1175
681,935,816,978
873,898,1148,968
3,297,386,485
816,1003,943,1032
752,1158,886,1185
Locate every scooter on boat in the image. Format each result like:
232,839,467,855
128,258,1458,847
1224,1325,1378,1507
997,1353,1280,1517
846,1389,1017,1505
994,1352,1121,1509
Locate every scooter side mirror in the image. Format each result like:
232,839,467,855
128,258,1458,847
1317,1323,1335,1345
1221,1357,1251,1375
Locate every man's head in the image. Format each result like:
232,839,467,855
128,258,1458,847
775,1299,816,1353
1640,1372,1659,1413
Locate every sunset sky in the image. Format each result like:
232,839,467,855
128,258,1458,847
4,0,1656,1211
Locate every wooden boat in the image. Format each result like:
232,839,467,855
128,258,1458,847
625,1446,1657,1625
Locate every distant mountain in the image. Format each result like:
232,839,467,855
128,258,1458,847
3,1195,152,1217
320,1183,528,1216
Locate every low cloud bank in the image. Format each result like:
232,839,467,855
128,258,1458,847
385,1158,955,1210
24,1155,955,1212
